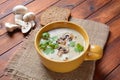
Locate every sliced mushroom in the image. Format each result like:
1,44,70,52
5,22,20,32
15,19,32,33
13,5,28,14
56,38,66,45
23,12,35,22
62,33,74,41
58,45,69,53
21,22,32,33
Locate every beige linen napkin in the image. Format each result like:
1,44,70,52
4,18,109,80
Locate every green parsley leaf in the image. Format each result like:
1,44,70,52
50,36,58,41
39,40,49,50
43,48,54,54
39,44,47,50
74,43,84,53
42,32,50,39
49,42,59,49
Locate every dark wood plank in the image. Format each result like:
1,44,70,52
107,16,120,44
0,0,34,19
26,0,59,14
105,65,120,80
106,14,120,25
0,0,60,55
54,0,85,9
87,0,120,23
0,32,23,56
0,0,7,5
71,0,111,18
94,36,120,80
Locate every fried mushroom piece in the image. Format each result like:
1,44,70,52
56,38,66,45
57,45,69,56
62,33,74,41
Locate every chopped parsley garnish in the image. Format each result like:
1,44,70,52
39,33,59,54
50,36,58,41
42,32,50,39
49,42,59,49
43,48,54,54
74,43,84,53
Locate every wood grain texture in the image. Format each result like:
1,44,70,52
54,0,85,9
26,0,59,14
0,0,34,19
94,36,120,80
87,0,120,23
71,0,111,18
105,65,120,80
107,16,120,43
0,0,7,5
0,32,23,55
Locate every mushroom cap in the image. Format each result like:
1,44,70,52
13,5,28,14
23,12,35,22
58,44,69,53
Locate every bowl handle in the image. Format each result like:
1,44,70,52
85,45,103,60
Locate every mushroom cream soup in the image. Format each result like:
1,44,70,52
39,28,85,61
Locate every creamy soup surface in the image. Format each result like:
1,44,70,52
39,28,85,61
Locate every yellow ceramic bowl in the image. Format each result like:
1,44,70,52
34,21,103,73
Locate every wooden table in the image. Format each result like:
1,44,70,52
0,0,120,80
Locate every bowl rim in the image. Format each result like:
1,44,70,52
34,21,89,63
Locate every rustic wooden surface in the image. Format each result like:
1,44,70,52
0,0,120,80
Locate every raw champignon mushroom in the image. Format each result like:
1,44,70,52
21,22,32,33
30,20,35,27
5,22,20,32
14,14,23,21
15,19,32,33
23,12,35,22
13,5,28,14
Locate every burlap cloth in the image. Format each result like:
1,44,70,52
4,18,109,80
